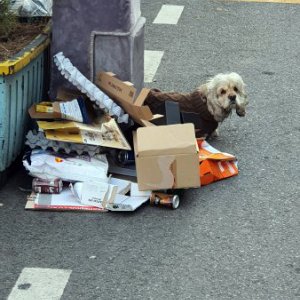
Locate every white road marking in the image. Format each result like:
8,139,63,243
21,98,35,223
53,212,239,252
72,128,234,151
153,5,184,24
8,267,72,300
144,50,164,83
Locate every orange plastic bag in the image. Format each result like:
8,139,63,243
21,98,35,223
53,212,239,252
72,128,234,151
197,139,238,186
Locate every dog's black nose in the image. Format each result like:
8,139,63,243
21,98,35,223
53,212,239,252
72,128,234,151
229,95,236,103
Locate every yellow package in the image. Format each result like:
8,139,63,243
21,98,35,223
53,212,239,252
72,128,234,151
36,102,54,113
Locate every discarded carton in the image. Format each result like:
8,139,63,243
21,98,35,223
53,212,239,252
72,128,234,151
28,97,91,124
109,177,132,195
134,124,200,191
25,189,107,212
71,178,149,211
25,173,150,212
97,72,163,126
107,194,149,212
71,181,118,209
197,139,238,185
36,116,131,150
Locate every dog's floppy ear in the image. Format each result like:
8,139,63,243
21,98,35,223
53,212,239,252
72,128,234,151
197,84,208,103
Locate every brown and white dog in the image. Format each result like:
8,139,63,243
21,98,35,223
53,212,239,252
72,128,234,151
145,72,249,137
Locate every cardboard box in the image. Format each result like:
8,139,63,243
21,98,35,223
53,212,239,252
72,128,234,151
197,139,238,185
97,72,163,126
134,124,200,190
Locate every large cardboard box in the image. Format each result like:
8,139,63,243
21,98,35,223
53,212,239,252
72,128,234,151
134,124,200,191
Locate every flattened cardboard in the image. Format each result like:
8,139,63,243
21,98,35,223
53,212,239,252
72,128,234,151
37,117,131,150
107,194,149,212
134,124,200,191
97,72,162,126
25,189,107,212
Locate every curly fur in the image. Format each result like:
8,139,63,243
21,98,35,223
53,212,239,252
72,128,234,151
200,72,248,122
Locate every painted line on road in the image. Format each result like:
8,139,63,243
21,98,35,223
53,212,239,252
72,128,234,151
230,0,300,3
144,50,164,83
8,267,72,300
153,5,185,24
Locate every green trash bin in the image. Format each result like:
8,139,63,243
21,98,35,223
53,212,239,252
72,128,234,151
0,28,50,187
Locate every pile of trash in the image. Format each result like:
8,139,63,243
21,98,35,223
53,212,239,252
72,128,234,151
23,52,238,213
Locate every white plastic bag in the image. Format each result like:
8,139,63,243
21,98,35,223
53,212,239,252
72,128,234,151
10,0,52,17
23,150,108,182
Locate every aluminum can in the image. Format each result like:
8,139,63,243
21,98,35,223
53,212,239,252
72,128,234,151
32,178,63,194
117,150,135,165
150,192,180,209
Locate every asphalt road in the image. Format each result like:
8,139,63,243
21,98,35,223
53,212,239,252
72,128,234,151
1,0,300,299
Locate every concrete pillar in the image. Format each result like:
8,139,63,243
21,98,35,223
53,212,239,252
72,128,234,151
50,0,145,97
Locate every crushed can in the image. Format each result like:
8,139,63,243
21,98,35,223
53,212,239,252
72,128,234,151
32,178,63,194
117,150,135,165
150,192,180,209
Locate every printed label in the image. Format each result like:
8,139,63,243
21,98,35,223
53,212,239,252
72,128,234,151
60,99,83,123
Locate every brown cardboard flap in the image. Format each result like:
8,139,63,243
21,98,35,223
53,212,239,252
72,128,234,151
136,124,197,156
96,72,156,126
140,115,164,127
134,88,151,106
97,72,136,104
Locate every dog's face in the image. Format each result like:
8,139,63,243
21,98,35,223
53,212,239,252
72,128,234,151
201,73,248,122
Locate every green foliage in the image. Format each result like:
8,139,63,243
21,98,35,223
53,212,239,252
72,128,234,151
0,0,17,39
